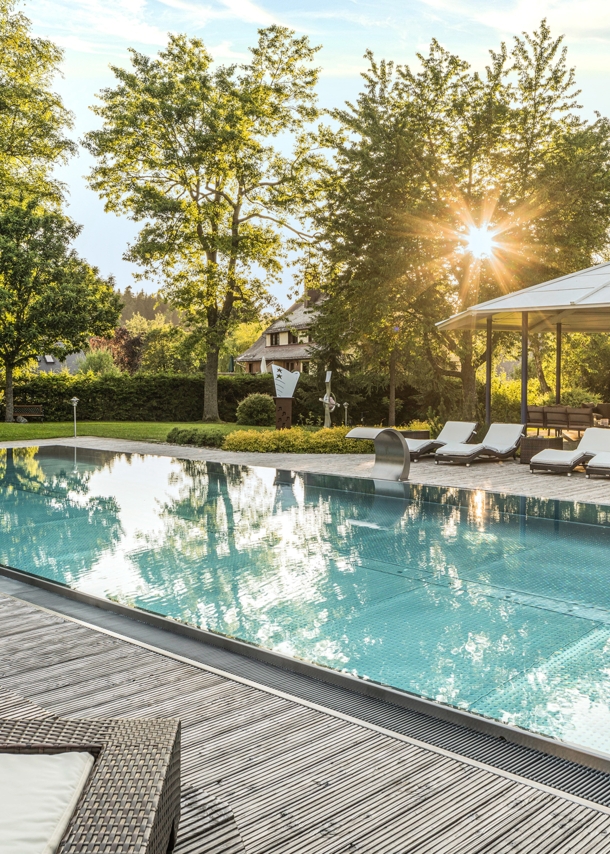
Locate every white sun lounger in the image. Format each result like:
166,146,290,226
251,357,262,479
435,423,525,466
404,421,477,460
585,451,610,478
530,427,610,475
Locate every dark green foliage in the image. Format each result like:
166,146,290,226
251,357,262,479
10,372,274,422
293,369,418,426
167,426,225,447
8,369,416,425
236,393,275,426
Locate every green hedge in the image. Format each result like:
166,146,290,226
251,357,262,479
9,372,275,422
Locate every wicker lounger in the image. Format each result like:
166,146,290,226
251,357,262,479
0,716,181,854
435,423,524,466
405,421,477,460
530,427,610,475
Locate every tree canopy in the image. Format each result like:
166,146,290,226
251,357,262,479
312,21,610,421
85,25,324,420
0,202,121,420
0,0,74,201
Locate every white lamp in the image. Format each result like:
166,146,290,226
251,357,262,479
70,397,79,438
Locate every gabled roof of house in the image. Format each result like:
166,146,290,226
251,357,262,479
236,340,313,363
236,291,323,362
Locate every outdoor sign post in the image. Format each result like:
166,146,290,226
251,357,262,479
272,364,300,430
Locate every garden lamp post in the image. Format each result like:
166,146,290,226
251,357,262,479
70,397,79,438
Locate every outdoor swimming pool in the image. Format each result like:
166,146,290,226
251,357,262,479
3,445,610,755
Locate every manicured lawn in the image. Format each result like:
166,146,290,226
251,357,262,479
0,421,272,443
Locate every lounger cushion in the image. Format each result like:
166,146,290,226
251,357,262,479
530,448,585,467
435,421,477,444
480,423,524,454
437,442,485,458
586,452,610,470
577,428,610,454
0,751,94,854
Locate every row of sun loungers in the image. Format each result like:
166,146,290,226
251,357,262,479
349,421,610,478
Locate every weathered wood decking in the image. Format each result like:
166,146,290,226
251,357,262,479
6,435,610,505
2,593,610,852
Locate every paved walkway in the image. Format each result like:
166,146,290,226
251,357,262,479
3,434,610,505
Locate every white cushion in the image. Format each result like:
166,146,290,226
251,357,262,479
437,442,485,457
0,751,94,854
578,428,610,454
530,448,584,465
435,421,477,444
587,452,610,469
482,423,524,453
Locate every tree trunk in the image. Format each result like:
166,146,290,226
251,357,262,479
530,334,550,395
460,331,477,420
5,363,14,423
388,349,397,427
203,348,220,421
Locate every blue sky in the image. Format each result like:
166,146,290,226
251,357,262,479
25,0,610,306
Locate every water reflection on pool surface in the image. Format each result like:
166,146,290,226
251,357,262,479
2,445,610,755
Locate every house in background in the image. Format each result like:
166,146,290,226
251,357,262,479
35,351,84,374
236,290,323,374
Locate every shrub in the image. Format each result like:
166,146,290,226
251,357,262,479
236,393,275,426
223,426,374,454
167,426,225,447
76,350,121,376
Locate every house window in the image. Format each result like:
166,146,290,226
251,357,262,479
301,361,309,373
288,331,298,344
269,332,280,346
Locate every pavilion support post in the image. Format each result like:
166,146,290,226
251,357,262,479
485,316,492,426
521,312,528,426
555,323,562,405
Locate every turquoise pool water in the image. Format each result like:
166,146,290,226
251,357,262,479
3,445,610,754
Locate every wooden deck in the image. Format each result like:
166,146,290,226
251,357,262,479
2,593,610,852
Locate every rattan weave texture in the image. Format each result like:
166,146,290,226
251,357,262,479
0,716,181,854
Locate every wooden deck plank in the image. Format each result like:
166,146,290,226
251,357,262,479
2,593,610,853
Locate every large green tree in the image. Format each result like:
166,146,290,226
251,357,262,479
85,26,324,420
0,202,121,420
314,22,610,420
0,0,74,200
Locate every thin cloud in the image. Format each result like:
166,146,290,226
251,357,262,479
417,0,610,41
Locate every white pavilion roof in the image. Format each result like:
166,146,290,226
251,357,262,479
437,260,610,332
